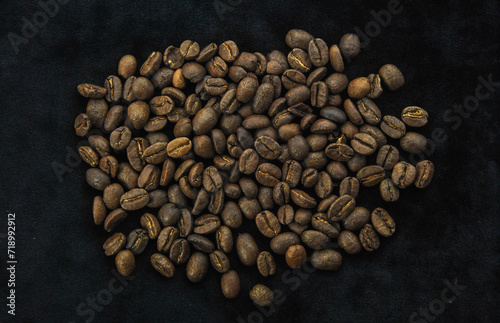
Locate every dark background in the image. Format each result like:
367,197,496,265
0,0,499,322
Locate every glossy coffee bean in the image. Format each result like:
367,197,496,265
103,233,126,256
256,211,281,238
285,244,307,269
140,213,161,239
328,195,356,222
221,270,240,299
356,165,385,187
402,106,429,127
186,252,209,283
379,179,400,202
126,229,149,255
391,161,417,188
188,234,215,253
342,206,370,231
151,253,175,278
381,115,406,139
351,133,377,155
115,250,135,276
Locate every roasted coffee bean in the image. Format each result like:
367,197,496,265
391,161,417,188
104,208,128,232
236,233,259,266
202,166,223,193
317,195,338,213
150,96,175,116
204,77,228,96
380,179,400,202
159,159,175,187
208,188,224,214
120,188,150,211
219,40,239,63
105,75,123,102
238,197,262,220
307,134,328,151
311,213,339,238
351,133,377,155
328,195,356,222
371,207,395,237
243,115,270,130
163,46,184,69
281,160,302,188
131,77,154,101
342,206,370,231
273,182,291,205
356,98,381,125
293,209,312,226
209,250,230,273
166,137,192,159
360,124,387,149
341,121,359,140
93,196,107,225
400,132,427,153
254,136,282,160
255,163,281,187
302,230,329,250
256,211,281,238
308,38,329,67
233,52,258,72
366,73,383,99
282,69,306,90
328,44,344,72
376,145,399,170
115,250,135,276
288,48,312,73
169,239,191,265
122,76,137,102
103,183,124,210
86,99,108,129
339,177,360,198
239,177,258,199
255,251,276,277
221,270,240,299
288,135,309,161
238,149,258,175
151,67,174,89
314,171,334,199
253,83,275,113
167,184,188,207
86,168,111,191
78,83,107,99
325,73,348,94
117,162,139,190
142,142,169,165
338,231,362,254
320,106,346,124
147,189,168,208
285,29,313,49
197,43,218,63
339,33,360,60
186,252,209,283
118,54,137,79
250,284,274,307
79,146,99,167
144,116,167,132
359,224,380,251
110,126,132,152
379,64,405,91
193,135,215,159
285,244,307,269
402,106,429,127
311,249,342,271
220,201,243,229
151,253,175,278
347,154,366,173
237,76,259,103
103,232,126,256
415,160,434,188
357,165,385,187
157,226,179,253
215,226,233,253
140,213,161,239
194,214,221,234
291,189,316,208
126,229,149,255
381,115,406,139
138,165,160,191
177,209,193,237
301,168,319,188
74,113,92,137
285,85,310,106
188,234,215,253
344,99,363,126
347,77,370,99
325,142,354,162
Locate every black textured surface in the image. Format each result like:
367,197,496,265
0,0,499,322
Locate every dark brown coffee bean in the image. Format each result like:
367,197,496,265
117,54,136,79
209,250,230,273
104,75,123,102
194,214,221,234
379,64,405,91
187,234,215,253
400,132,427,153
169,239,191,265
147,189,168,208
301,168,319,188
289,221,308,234
163,46,184,69
381,115,406,139
165,137,191,159
367,74,383,99
74,113,92,137
356,98,381,125
120,188,149,211
219,201,242,229
109,127,132,153
151,253,175,278
252,83,274,114
302,151,328,169
328,195,356,222
201,166,222,193
379,179,400,202
302,230,329,250
285,85,310,106
415,160,434,188
342,206,370,231
351,133,377,155
314,171,333,199
285,244,307,269
186,252,209,283
138,165,160,191
339,177,360,198
177,209,193,237
157,204,179,227
360,125,387,149
288,48,312,73
131,77,154,101
151,67,174,89
281,69,306,90
325,142,354,162
139,213,161,239
288,135,309,161
376,145,399,170
103,183,124,210
238,197,262,220
78,83,107,99
236,233,259,266
250,284,274,307
338,231,362,254
328,44,344,72
86,168,111,191
285,29,313,49
115,250,135,276
192,106,218,135
122,76,137,102
339,33,360,60
103,208,127,232
238,149,258,175
221,270,240,299
317,195,338,213
79,146,99,167
219,40,239,63
293,209,311,226
256,211,281,238
126,229,149,255
359,224,380,251
236,76,259,103
255,163,281,187
196,43,218,63
343,99,363,126
325,73,348,94
255,251,275,277
311,249,342,271
157,226,179,253
214,226,233,254
371,207,396,237
391,161,417,188
144,116,167,132
402,106,429,127
308,38,329,67
291,189,316,208
103,232,126,256
311,213,339,238
204,77,228,96
281,160,301,188
357,165,385,187
86,99,108,129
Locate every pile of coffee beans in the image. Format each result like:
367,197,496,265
75,29,434,305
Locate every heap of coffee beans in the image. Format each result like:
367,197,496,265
75,29,434,305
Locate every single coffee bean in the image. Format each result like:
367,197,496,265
356,98,381,125
415,160,434,188
120,188,150,211
270,233,299,255
236,76,259,103
138,165,160,191
339,177,360,198
402,106,429,127
78,83,107,99
221,270,240,299
320,106,347,124
93,196,107,225
163,46,184,69
329,44,344,72
236,233,259,266
157,226,179,253
256,211,281,238
79,146,99,167
74,113,92,137
166,137,192,159
371,207,396,237
215,226,233,253
239,177,260,199
311,249,342,271
188,234,215,253
104,75,123,102
238,197,262,220
104,208,128,232
288,135,309,161
285,29,313,49
291,189,316,208
196,43,218,63
103,183,124,210
301,230,329,250
140,52,161,76
367,74,383,99
86,168,111,191
151,67,174,89
348,77,370,99
208,189,224,214
308,38,329,67
380,179,400,202
359,224,380,251
220,201,243,229
178,209,194,237
250,284,274,307
115,250,135,276
147,189,168,208
376,145,399,170
338,231,362,254
400,132,427,153
273,182,291,205
140,213,161,239
169,239,191,265
379,64,405,91
126,137,149,172
339,33,361,60
117,162,139,190
118,54,137,79
186,252,209,283
281,160,302,188
254,136,281,160
122,76,137,102
342,206,370,231
194,214,221,235
131,77,154,101
325,142,354,162
351,133,377,155
347,154,366,173
285,85,310,106
293,209,312,226
381,115,406,139
356,165,385,187
328,195,356,222
103,233,126,256
325,73,348,94
110,126,132,152
150,96,175,116
126,229,149,255
256,251,276,277
360,124,387,149
311,213,339,238
255,163,282,187
391,161,417,188
209,250,230,273
301,168,319,188
314,172,333,199
253,83,275,113
275,204,293,225
219,40,239,63
282,69,306,90
151,253,175,278
317,195,338,213
285,244,307,269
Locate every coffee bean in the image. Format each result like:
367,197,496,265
273,182,291,205
301,230,329,250
255,211,281,238
103,233,126,256
376,145,399,170
221,270,240,299
194,214,221,235
120,188,150,211
291,189,316,208
285,29,314,50
126,229,149,255
151,253,175,278
103,183,124,210
236,233,259,266
328,195,356,222
348,77,370,99
301,168,319,188
104,208,128,232
311,249,342,271
415,160,434,189
381,115,406,139
86,168,111,191
250,284,274,307
285,244,307,269
288,135,309,160
338,231,362,254
74,113,92,137
360,124,387,149
209,250,230,273
187,234,215,253
177,209,194,237
157,226,179,253
255,163,282,187
166,137,192,159
317,195,338,213
356,165,385,187
257,251,276,277
308,38,329,67
339,33,361,60
253,83,275,113
356,98,381,125
351,133,377,155
93,196,107,225
311,213,339,238
371,207,395,237
285,85,310,106
193,107,218,135
320,106,347,124
140,213,161,239
168,239,190,265
359,224,380,251
79,146,99,167
325,142,354,162
367,74,383,99
339,177,360,198
329,44,344,72
219,40,239,63
215,226,233,253
314,172,333,199
186,252,209,283
342,206,370,231
147,189,168,208
379,179,400,202
400,132,427,153
402,106,429,127
78,83,107,99
379,64,405,91
391,161,417,188
115,250,135,276
104,75,123,102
